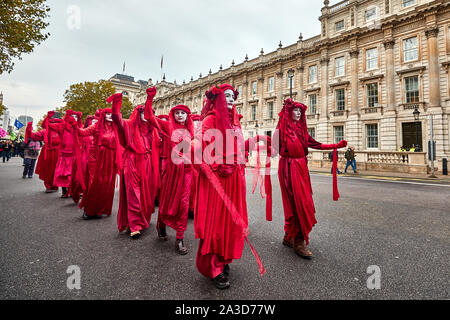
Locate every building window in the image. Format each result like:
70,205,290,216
402,0,415,8
252,81,257,95
309,65,317,84
251,105,256,120
237,85,243,98
267,101,274,119
122,91,129,96
309,94,317,114
335,57,345,77
365,7,377,22
265,130,272,138
405,76,419,103
335,89,345,111
268,77,274,92
237,107,242,115
334,126,344,144
403,36,418,62
366,48,378,70
335,20,344,32
366,83,379,107
308,128,316,139
366,124,379,149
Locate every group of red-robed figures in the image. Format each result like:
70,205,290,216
26,84,347,290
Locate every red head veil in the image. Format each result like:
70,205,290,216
276,98,308,153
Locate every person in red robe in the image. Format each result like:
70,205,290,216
75,108,120,220
154,114,169,208
48,110,83,198
110,88,160,239
194,84,268,290
273,98,347,258
188,114,202,219
69,115,99,204
149,104,194,255
25,111,63,193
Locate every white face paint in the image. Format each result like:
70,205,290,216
140,111,147,122
72,114,78,122
174,110,187,123
292,108,302,122
224,89,235,110
105,113,112,122
92,119,98,124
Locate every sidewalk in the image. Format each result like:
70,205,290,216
309,166,450,182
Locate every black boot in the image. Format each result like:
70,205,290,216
223,264,230,277
214,273,230,290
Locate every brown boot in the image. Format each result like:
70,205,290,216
282,234,294,248
175,239,188,255
157,225,168,241
294,234,313,259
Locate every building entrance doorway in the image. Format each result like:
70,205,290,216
402,122,422,151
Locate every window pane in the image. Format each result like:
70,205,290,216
334,126,344,144
268,77,274,92
309,66,317,83
252,82,257,95
366,48,378,70
335,20,344,32
367,124,379,148
251,105,256,120
403,0,415,7
335,57,345,77
403,37,418,62
366,7,377,21
308,128,316,139
336,89,345,110
268,102,274,119
405,76,419,103
309,94,317,114
366,83,379,107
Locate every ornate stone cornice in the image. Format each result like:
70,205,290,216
276,71,284,79
383,39,395,49
349,50,359,58
425,26,439,39
320,57,329,66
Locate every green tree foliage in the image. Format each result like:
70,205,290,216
0,0,51,74
62,80,134,122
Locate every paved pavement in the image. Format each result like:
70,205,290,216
0,157,448,300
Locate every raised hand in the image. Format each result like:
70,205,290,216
336,140,347,149
146,87,157,99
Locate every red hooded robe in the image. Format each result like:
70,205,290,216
110,92,160,234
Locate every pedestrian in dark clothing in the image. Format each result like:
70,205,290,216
329,150,342,174
22,139,41,178
344,146,358,173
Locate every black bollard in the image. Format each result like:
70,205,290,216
443,158,448,176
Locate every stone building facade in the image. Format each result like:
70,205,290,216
115,0,450,169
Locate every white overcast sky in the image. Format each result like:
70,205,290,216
0,0,340,124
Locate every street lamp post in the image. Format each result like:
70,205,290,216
287,69,295,99
413,107,421,152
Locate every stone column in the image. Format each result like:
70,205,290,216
317,55,330,143
426,26,441,109
383,39,396,112
297,65,304,103
381,38,398,151
276,70,284,115
257,75,265,133
349,49,360,115
320,56,329,119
